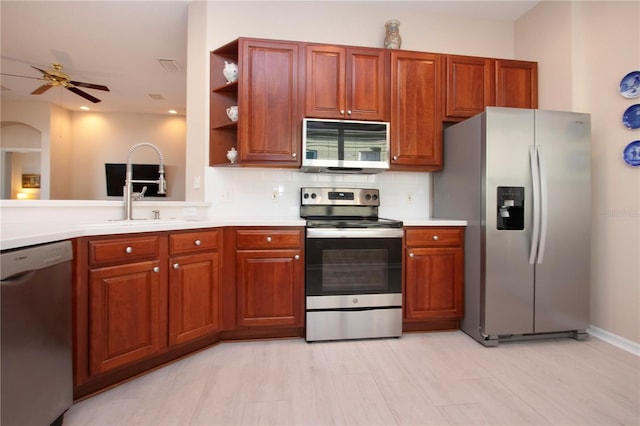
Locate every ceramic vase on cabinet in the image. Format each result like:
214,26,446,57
223,61,238,83
226,147,238,163
384,20,402,49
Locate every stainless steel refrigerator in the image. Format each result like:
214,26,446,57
433,107,591,346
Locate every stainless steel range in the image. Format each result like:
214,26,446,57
301,187,403,342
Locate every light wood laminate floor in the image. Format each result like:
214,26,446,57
65,331,640,425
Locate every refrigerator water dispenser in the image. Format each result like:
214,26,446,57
497,186,524,230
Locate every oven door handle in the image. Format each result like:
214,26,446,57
306,228,403,239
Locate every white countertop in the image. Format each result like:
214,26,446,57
1,213,466,251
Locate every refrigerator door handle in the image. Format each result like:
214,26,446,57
536,146,548,264
529,145,541,264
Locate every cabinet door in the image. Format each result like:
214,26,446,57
89,260,167,375
495,59,538,109
390,51,443,170
238,39,301,165
347,47,387,120
445,55,495,119
305,45,386,120
169,251,220,346
305,44,346,119
236,249,303,327
404,247,463,320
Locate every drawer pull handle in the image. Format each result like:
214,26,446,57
433,235,439,241
409,252,414,258
153,266,160,273
194,240,201,246
294,254,300,260
266,236,272,243
125,246,133,254
173,263,180,269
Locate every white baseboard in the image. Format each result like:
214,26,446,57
588,326,640,357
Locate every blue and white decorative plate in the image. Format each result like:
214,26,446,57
620,71,640,98
623,140,640,167
622,104,640,129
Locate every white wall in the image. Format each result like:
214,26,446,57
70,111,186,200
188,1,521,219
515,0,640,348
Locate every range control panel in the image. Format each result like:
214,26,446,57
301,187,380,207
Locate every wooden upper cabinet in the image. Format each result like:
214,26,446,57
389,51,443,171
239,38,302,166
495,59,538,109
304,44,387,121
444,55,495,120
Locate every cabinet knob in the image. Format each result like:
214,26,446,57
409,252,414,258
294,254,300,260
125,246,133,254
266,236,272,242
393,156,398,161
194,239,201,246
433,235,439,241
347,110,352,115
173,263,180,269
340,109,345,114
153,266,160,273
292,152,297,158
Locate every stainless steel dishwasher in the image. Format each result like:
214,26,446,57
1,240,73,426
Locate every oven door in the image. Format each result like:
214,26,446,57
305,228,403,297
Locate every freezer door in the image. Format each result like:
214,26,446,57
482,107,536,336
533,110,590,333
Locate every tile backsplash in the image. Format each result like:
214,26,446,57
205,167,431,220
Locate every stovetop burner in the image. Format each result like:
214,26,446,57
300,187,402,229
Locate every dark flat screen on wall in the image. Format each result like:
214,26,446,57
105,163,167,197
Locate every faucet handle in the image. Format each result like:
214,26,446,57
133,186,148,200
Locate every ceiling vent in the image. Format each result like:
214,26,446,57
157,58,181,72
148,93,165,100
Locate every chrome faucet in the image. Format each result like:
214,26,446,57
124,142,166,220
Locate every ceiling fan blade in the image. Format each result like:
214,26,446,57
0,72,45,81
67,86,101,103
30,65,51,76
31,84,52,95
69,80,110,91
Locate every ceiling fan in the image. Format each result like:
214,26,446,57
1,63,110,103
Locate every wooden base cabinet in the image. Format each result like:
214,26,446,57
403,227,464,331
74,229,221,398
235,228,304,329
168,230,221,346
89,259,167,375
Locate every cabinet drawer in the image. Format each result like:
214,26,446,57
236,229,303,249
169,229,219,255
89,236,160,266
405,227,463,247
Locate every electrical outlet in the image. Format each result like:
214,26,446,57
407,192,414,203
271,190,279,201
193,176,201,190
220,191,232,203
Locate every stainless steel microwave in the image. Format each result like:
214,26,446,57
301,118,390,173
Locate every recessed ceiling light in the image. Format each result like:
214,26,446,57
80,106,90,111
168,110,177,114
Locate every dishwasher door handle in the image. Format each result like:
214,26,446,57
1,270,37,284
